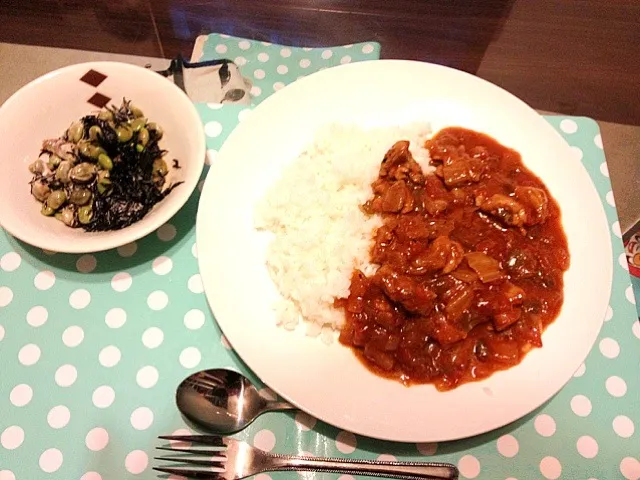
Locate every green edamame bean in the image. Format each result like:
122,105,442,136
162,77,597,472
46,190,67,210
89,125,102,141
98,153,113,171
116,125,133,143
41,204,55,216
130,117,146,132
138,127,150,147
69,188,92,206
129,104,144,118
67,121,84,143
78,205,93,225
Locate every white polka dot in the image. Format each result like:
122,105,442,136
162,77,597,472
571,394,592,417
576,435,598,458
10,384,32,407
39,448,63,473
321,49,333,59
344,44,353,48
157,223,176,241
125,450,148,474
92,386,115,408
47,405,70,429
257,52,269,62
207,102,223,110
280,48,291,58
111,272,132,292
335,431,356,454
99,345,121,367
534,414,556,436
250,85,262,97
206,148,217,165
540,456,562,480
81,472,101,480
570,146,583,161
457,455,480,478
221,334,232,350
117,242,137,257
204,121,223,138
142,327,164,349
612,221,622,238
147,290,169,310
34,270,55,290
152,256,172,275
0,324,4,341
273,82,285,91
255,475,272,480
168,428,193,448
633,320,640,339
600,162,609,177
0,471,16,480
626,285,636,305
340,55,352,64
238,40,251,50
497,435,519,457
130,407,154,430
215,44,228,54
253,429,276,452
234,56,247,66
606,191,616,207
254,69,266,80
613,415,635,438
559,119,578,134
620,457,640,480
69,288,91,309
605,305,614,321
299,59,311,68
179,347,201,368
18,343,41,366
26,305,48,327
76,254,97,273
184,309,205,330
619,253,629,271
55,364,77,387
606,375,627,397
295,412,317,431
595,134,603,149
0,286,13,307
362,43,375,54
62,325,84,348
0,252,21,272
105,307,126,328
276,64,288,74
599,337,620,358
1,426,24,450
188,274,203,293
191,243,198,258
377,454,397,462
136,366,159,389
416,443,437,455
574,362,586,377
238,109,252,122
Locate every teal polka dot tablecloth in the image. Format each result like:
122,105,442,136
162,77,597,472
1,35,639,480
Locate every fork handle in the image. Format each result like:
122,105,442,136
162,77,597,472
266,454,458,480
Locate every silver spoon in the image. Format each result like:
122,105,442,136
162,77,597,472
176,368,298,434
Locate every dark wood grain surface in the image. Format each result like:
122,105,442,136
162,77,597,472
0,0,638,124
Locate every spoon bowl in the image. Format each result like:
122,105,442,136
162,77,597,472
176,369,297,434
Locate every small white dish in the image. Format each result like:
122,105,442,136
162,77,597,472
0,61,205,253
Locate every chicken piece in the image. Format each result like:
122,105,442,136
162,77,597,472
441,158,485,187
376,265,436,316
514,186,549,225
379,141,425,184
408,236,464,275
475,193,527,228
380,180,414,214
465,251,506,283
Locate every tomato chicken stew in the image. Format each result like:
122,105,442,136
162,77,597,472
336,127,570,391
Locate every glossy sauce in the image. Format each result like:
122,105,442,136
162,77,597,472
336,127,570,391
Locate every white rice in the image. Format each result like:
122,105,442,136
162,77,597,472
254,122,433,339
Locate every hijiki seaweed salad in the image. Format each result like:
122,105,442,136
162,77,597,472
28,99,182,231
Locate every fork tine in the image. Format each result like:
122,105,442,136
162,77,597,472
154,466,221,479
155,456,225,468
158,435,226,446
157,446,227,457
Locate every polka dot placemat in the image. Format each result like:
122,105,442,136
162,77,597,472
1,35,639,480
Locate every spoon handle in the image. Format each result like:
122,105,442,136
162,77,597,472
268,454,458,480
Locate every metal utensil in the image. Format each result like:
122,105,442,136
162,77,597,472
176,369,297,434
155,435,459,480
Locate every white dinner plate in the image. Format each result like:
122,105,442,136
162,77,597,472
196,60,612,442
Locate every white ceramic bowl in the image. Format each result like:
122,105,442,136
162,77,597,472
0,61,205,253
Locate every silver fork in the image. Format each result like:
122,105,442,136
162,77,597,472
155,435,458,480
